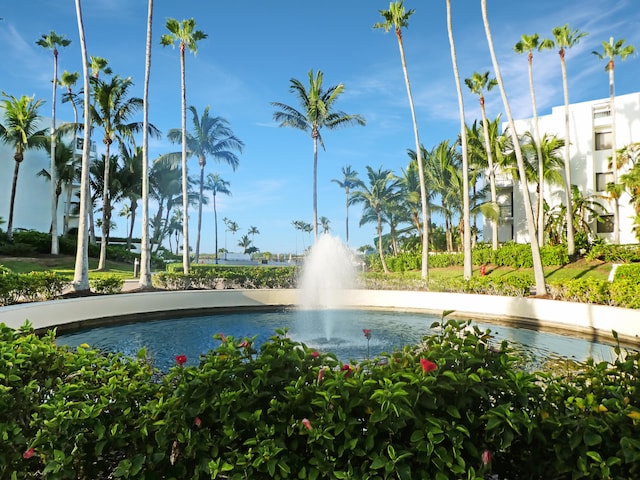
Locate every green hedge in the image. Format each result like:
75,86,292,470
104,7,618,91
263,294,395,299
156,265,298,290
3,321,640,478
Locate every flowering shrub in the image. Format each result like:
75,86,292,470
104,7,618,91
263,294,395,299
3,320,640,478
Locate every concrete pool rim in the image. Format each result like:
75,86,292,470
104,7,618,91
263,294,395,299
1,288,639,348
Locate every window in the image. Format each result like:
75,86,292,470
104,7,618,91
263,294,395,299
596,172,614,192
595,131,612,151
597,214,614,234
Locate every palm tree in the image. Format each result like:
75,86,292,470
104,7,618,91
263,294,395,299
161,17,207,275
237,234,252,254
59,70,81,235
445,0,471,279
36,139,79,235
248,225,260,237
374,1,428,281
350,166,401,274
271,69,365,241
514,33,554,245
166,105,243,263
72,0,92,292
481,0,546,295
0,94,47,238
521,131,567,239
551,24,588,256
204,173,231,264
331,165,359,244
139,0,154,288
37,31,71,255
118,145,143,248
465,72,499,250
319,216,331,234
90,75,150,270
592,37,635,244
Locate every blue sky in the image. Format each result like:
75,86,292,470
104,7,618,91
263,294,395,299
1,0,639,256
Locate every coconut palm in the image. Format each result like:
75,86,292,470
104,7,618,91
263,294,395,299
514,33,554,245
551,24,588,256
59,70,81,235
374,1,429,280
37,31,71,255
592,37,635,244
165,105,243,264
248,225,259,237
319,216,331,234
90,75,151,270
204,173,231,264
0,94,47,238
72,0,92,292
271,70,365,242
465,72,499,249
139,0,154,287
331,165,358,244
36,138,79,235
445,0,471,278
350,166,401,274
237,234,253,254
481,0,546,295
118,145,143,248
161,17,207,275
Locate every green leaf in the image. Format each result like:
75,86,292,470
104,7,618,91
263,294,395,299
586,451,603,464
584,430,602,447
446,405,462,419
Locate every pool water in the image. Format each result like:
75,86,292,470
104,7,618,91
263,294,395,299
56,309,621,372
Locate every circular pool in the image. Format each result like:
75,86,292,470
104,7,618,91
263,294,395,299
56,308,621,372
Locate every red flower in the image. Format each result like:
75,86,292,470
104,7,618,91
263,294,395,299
301,418,312,430
310,351,319,358
175,355,187,366
238,340,249,348
341,364,353,377
218,333,226,342
195,417,201,427
317,368,325,383
420,358,437,373
362,329,372,340
23,448,35,459
482,449,492,465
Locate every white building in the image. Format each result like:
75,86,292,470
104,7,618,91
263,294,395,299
0,110,90,236
484,91,640,246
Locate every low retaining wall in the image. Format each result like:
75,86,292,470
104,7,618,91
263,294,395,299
1,289,639,346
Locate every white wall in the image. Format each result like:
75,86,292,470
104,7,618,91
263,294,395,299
483,92,640,246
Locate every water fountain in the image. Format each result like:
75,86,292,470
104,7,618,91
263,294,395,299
295,234,357,342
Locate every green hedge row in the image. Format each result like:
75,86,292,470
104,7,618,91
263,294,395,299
155,265,298,290
0,272,68,306
369,243,573,273
3,321,640,479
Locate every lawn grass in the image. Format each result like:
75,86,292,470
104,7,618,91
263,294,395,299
0,255,136,281
0,254,614,284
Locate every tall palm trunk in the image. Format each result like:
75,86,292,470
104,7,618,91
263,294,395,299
180,43,190,274
214,193,219,263
195,160,205,263
396,29,429,281
50,48,60,255
481,0,546,295
608,60,620,244
7,158,22,237
559,53,576,255
139,0,154,287
376,211,389,274
344,186,350,244
446,0,472,279
72,0,91,292
480,107,498,250
312,130,319,241
98,143,112,270
525,52,546,246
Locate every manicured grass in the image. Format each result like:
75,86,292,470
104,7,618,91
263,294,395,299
0,254,614,284
381,259,612,283
0,255,136,281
